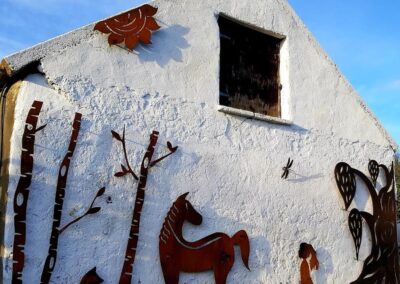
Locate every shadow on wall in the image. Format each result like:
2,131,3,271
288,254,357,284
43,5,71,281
137,24,190,67
314,247,333,283
286,174,324,183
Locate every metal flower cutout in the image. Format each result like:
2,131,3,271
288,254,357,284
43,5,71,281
94,4,160,50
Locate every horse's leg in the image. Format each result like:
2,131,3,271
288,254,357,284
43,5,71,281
214,249,234,284
161,263,179,284
214,265,232,284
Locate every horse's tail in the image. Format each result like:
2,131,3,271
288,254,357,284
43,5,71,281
232,230,250,270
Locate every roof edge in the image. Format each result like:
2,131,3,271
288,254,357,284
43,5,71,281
277,0,398,152
0,1,153,78
1,0,397,151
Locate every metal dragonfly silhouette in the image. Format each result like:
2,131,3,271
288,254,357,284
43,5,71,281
281,158,294,179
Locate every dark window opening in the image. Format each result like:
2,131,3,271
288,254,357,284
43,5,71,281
218,15,283,117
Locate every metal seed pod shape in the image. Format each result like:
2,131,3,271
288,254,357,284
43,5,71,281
368,160,379,187
334,162,357,210
348,208,363,260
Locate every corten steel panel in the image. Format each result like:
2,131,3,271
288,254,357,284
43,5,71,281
94,4,160,50
58,187,106,235
112,128,177,284
41,113,82,284
334,160,400,283
299,243,319,284
159,193,250,284
12,100,45,283
80,267,104,284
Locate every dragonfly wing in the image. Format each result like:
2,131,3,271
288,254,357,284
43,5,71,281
288,158,293,168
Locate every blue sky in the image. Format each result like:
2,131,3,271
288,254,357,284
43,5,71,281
0,0,399,146
288,0,400,147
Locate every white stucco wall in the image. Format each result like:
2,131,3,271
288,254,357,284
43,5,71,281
2,0,396,283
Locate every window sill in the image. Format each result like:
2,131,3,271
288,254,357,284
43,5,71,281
217,105,292,126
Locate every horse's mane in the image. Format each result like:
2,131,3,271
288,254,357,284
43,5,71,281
159,198,183,245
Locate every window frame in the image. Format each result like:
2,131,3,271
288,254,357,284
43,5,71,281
217,14,291,125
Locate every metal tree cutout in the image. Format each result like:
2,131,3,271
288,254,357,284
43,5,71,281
112,127,178,284
159,193,250,284
12,101,46,283
334,160,400,283
41,114,104,284
299,243,319,284
94,4,160,50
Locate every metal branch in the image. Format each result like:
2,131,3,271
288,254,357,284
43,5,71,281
150,141,178,168
112,126,138,180
59,187,105,234
352,168,379,214
118,130,178,284
150,151,175,167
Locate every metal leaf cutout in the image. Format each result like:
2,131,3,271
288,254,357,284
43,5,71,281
368,160,379,187
111,130,122,141
94,4,160,50
348,208,362,260
334,162,356,210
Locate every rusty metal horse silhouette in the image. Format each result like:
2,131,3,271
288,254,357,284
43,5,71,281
159,193,250,284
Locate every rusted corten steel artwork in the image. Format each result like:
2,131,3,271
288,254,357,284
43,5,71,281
159,193,250,284
334,160,400,283
80,267,104,284
12,101,46,283
41,113,85,284
112,128,178,284
299,243,319,284
94,4,160,50
58,187,106,234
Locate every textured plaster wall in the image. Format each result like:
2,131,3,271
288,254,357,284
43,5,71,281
2,0,396,283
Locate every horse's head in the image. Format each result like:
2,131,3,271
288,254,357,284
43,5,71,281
299,243,319,270
177,192,202,226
